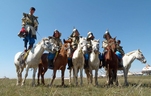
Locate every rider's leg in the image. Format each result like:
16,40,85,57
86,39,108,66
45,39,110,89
118,58,123,67
48,59,54,69
28,35,35,50
67,58,72,70
99,53,103,68
23,38,28,52
84,53,89,69
48,52,56,69
84,59,89,69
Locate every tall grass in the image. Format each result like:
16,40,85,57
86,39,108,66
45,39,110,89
0,76,150,96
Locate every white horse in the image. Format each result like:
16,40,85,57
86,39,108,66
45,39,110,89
14,38,58,86
118,49,146,85
85,39,100,85
69,37,87,86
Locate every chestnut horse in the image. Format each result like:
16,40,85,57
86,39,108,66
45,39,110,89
104,38,118,85
103,31,118,85
37,39,72,86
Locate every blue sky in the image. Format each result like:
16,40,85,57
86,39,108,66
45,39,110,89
0,0,150,78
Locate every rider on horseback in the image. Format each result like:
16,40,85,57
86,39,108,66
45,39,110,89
67,28,80,70
102,30,125,68
102,30,112,67
85,32,102,69
18,7,39,53
84,32,94,68
116,40,125,67
48,29,62,69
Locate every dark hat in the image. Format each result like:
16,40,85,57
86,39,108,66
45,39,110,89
30,7,36,11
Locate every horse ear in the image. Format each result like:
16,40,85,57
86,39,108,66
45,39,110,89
48,36,53,39
63,39,66,43
113,36,116,40
97,39,100,42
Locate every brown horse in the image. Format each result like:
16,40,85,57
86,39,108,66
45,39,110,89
37,39,72,86
103,31,118,85
104,38,118,85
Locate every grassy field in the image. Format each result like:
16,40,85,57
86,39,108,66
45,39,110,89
0,76,151,96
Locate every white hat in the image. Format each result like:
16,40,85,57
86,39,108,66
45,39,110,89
105,30,109,34
87,31,93,38
73,28,78,32
87,31,92,35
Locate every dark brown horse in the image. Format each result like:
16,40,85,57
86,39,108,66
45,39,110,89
37,39,72,86
103,32,119,85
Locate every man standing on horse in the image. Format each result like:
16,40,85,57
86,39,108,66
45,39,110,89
85,32,102,68
48,29,62,69
18,7,39,52
67,28,80,70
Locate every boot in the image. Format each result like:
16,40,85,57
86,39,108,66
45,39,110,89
84,59,89,69
48,59,54,69
67,59,72,70
99,59,102,69
102,59,105,67
28,44,33,51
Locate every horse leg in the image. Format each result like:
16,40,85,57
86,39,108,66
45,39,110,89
89,69,93,84
16,66,23,86
37,64,41,85
16,66,20,86
41,67,47,85
73,67,78,86
21,67,29,86
80,67,83,86
95,69,98,86
49,69,57,86
85,69,90,84
106,65,110,85
113,69,118,86
61,69,65,86
106,70,109,85
124,68,129,86
32,67,37,86
69,68,72,85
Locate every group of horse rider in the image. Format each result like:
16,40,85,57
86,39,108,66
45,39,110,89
18,7,125,70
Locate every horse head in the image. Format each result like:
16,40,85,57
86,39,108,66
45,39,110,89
135,49,147,63
78,37,88,54
63,39,72,58
91,39,100,53
41,38,57,52
107,37,117,52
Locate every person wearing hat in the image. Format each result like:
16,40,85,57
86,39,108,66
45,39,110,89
116,40,125,68
101,30,112,68
18,7,39,52
67,28,80,70
84,32,94,68
85,32,102,68
48,29,62,69
17,7,39,64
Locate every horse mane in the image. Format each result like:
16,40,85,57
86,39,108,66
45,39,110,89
93,39,98,42
34,38,49,48
125,49,140,56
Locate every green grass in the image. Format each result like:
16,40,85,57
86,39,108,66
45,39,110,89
0,76,151,96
